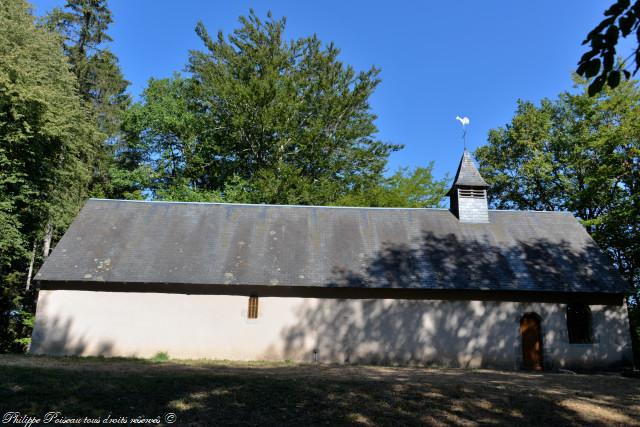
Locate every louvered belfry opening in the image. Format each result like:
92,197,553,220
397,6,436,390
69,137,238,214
447,150,490,223
248,295,259,319
458,188,486,198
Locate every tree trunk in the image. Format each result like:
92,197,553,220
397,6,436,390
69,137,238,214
42,222,53,258
25,240,37,291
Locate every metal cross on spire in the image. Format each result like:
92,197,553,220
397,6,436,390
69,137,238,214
455,115,470,150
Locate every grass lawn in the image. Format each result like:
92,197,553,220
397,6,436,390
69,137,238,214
0,355,638,426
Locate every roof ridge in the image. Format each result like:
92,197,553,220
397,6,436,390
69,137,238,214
87,198,451,211
87,199,572,214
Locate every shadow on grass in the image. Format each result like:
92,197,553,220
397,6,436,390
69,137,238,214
0,356,638,426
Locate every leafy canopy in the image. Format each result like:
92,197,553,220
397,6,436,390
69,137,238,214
0,0,100,351
476,76,640,360
578,0,640,95
475,76,640,298
44,0,129,134
44,0,138,200
123,11,403,205
337,163,449,208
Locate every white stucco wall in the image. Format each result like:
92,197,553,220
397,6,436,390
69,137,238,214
30,290,634,370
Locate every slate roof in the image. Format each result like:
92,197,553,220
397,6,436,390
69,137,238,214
446,150,489,195
36,199,628,294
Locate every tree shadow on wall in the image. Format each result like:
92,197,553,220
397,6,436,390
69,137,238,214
28,295,114,357
280,232,632,369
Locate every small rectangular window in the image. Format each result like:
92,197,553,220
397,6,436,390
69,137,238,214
567,304,593,344
248,295,259,319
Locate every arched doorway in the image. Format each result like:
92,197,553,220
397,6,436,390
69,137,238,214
520,313,543,371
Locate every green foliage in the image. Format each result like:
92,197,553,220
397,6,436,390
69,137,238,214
0,6,444,353
44,0,134,200
122,11,402,205
43,0,129,133
578,0,640,95
150,351,170,362
337,163,449,208
476,76,640,360
0,0,101,352
155,179,223,203
121,75,200,199
13,311,34,350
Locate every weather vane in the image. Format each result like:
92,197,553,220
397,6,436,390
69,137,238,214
455,115,470,150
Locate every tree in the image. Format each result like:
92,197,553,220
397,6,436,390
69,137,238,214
44,0,129,134
475,77,640,361
123,11,401,205
0,0,100,351
336,164,449,208
121,75,204,200
44,0,135,200
578,0,640,95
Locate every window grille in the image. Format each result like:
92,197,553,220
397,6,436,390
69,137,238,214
248,296,259,319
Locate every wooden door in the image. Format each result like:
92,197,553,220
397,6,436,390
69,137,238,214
520,314,543,371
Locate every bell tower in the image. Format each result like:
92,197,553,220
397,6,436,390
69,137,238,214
447,150,490,223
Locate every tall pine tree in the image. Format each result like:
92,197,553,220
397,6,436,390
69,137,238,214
45,0,129,134
44,0,138,200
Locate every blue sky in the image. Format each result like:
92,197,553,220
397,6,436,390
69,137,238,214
30,1,627,181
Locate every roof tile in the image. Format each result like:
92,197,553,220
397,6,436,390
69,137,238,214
35,199,628,294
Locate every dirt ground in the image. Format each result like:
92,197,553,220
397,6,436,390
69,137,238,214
0,355,638,426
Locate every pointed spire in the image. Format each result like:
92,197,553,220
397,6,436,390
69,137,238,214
446,149,489,196
448,150,490,223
